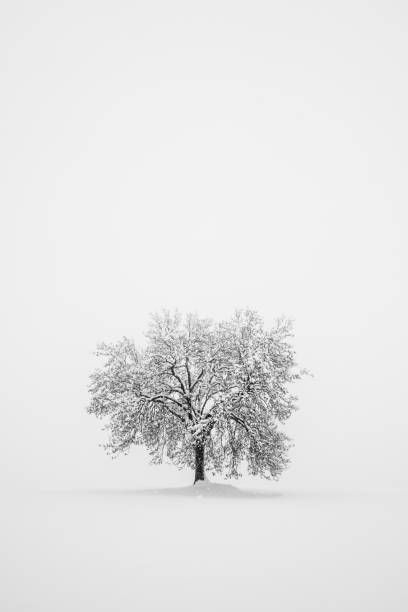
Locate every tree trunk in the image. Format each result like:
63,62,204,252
194,443,205,484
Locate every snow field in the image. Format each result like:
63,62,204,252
1,487,407,612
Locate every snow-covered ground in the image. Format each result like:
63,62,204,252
2,484,407,612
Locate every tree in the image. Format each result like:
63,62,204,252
87,310,305,484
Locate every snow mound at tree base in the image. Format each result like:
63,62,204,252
168,480,254,497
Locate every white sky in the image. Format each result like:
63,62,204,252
1,0,407,492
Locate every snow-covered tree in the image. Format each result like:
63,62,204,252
87,310,306,484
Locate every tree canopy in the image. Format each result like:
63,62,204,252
87,310,305,483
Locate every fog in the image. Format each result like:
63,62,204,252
1,1,407,610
